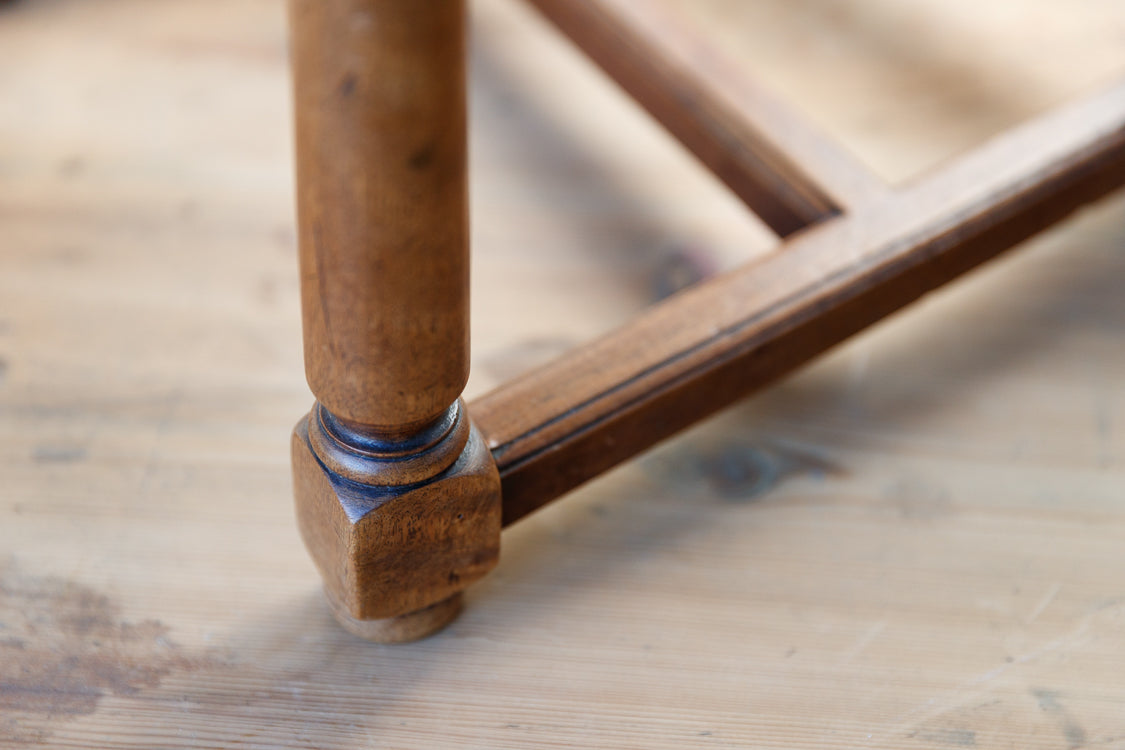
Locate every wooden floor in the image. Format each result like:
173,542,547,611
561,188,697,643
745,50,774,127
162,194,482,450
2,0,1124,747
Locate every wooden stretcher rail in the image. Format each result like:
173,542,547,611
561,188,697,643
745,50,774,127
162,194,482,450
524,0,888,235
471,80,1125,527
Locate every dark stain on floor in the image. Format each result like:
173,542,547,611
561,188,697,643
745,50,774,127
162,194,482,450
31,444,87,464
1033,689,1087,749
649,243,718,302
647,438,845,502
0,562,200,744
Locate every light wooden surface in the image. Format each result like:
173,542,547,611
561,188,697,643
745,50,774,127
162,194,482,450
2,0,1124,747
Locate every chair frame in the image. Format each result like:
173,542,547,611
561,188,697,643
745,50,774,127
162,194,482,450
287,0,1125,641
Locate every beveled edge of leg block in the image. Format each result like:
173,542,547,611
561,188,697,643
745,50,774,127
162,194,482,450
292,400,501,639
326,589,464,643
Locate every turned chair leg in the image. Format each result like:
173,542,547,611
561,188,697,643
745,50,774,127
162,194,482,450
285,0,1125,643
288,0,500,642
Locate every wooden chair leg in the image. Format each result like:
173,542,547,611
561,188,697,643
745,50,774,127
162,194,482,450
285,0,1125,642
288,0,500,642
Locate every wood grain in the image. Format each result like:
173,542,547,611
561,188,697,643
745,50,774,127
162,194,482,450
288,0,500,635
2,0,1125,747
472,78,1125,526
524,0,888,235
290,0,470,433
